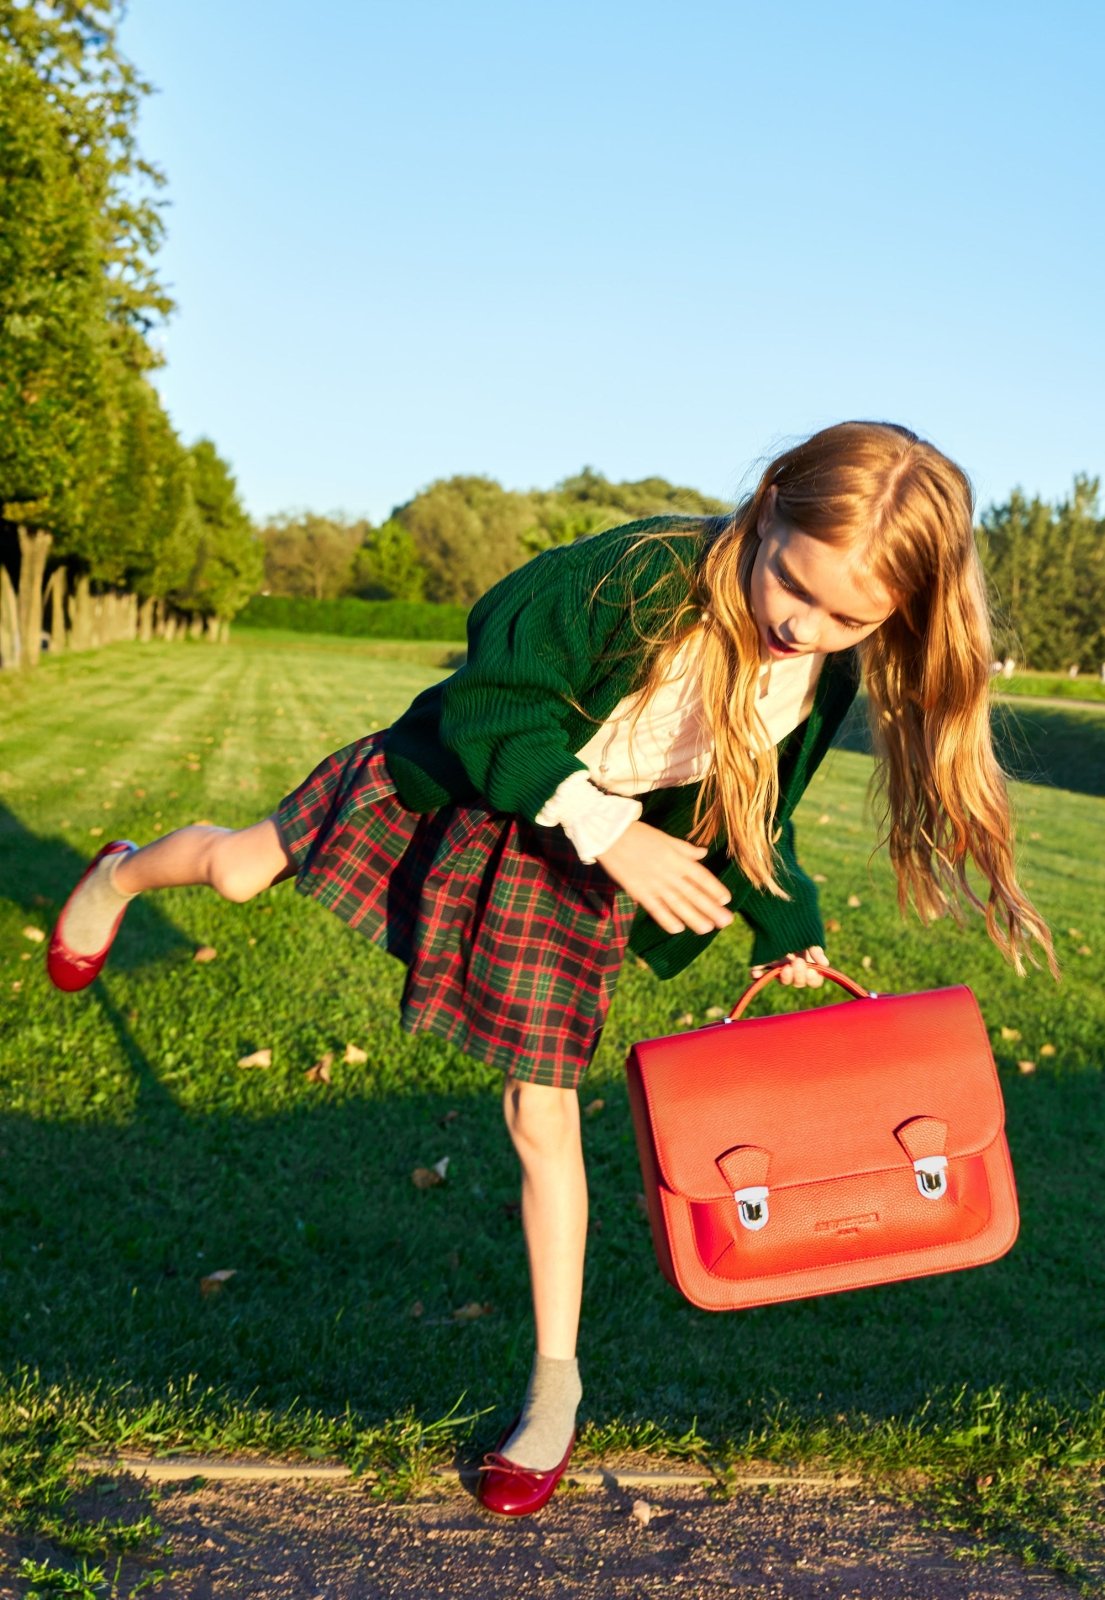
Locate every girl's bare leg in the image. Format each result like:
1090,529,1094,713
113,817,294,901
498,1078,587,1468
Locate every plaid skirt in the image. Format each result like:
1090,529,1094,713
273,730,638,1090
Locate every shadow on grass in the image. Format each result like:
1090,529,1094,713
0,804,193,974
1,795,1103,1473
834,696,1105,798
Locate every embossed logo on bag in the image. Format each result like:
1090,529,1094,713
814,1212,880,1236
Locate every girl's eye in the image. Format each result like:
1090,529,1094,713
777,569,867,631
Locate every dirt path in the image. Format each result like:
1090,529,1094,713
5,1473,1085,1600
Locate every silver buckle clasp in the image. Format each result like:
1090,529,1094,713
734,1185,770,1231
913,1155,948,1200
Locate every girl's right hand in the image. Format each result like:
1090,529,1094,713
596,820,734,935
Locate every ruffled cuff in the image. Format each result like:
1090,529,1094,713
535,769,643,864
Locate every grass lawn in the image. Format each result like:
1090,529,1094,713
2,630,1104,1590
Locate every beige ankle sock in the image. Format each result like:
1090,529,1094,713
500,1354,581,1471
62,851,137,955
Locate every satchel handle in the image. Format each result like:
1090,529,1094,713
725,963,876,1022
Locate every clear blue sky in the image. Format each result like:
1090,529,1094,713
118,0,1104,526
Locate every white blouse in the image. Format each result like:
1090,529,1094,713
535,632,825,863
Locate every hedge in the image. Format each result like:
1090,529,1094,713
234,594,469,640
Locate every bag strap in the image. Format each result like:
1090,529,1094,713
726,963,875,1022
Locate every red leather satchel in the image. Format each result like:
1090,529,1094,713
625,965,1019,1311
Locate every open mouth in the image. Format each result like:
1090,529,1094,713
767,626,800,655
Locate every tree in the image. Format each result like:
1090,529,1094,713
350,518,427,600
977,476,1105,671
174,440,262,621
0,0,173,664
391,476,543,605
260,513,364,599
0,44,110,662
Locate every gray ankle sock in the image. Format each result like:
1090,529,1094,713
500,1354,582,1471
63,851,137,956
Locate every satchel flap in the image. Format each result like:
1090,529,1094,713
629,986,1005,1203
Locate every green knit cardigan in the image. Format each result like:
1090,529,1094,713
381,516,861,979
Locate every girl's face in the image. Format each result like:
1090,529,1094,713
750,486,896,662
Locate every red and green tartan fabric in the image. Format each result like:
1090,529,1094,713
276,732,637,1089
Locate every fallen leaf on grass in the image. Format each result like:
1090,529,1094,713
631,1499,655,1525
411,1160,450,1189
583,1098,605,1117
305,1052,333,1084
343,1043,368,1065
812,873,828,883
89,826,103,837
1068,928,1084,939
676,1012,695,1027
452,1301,493,1322
237,1048,272,1069
409,1300,424,1318
817,813,831,825
1000,1026,1022,1042
12,981,22,992
1078,945,1092,957
705,1005,726,1020
199,1269,237,1297
1040,1043,1056,1057
847,894,862,908
825,918,842,933
21,926,45,944
193,945,218,963
438,1109,459,1127
861,956,873,971
1018,1060,1036,1075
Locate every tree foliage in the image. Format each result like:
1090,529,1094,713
977,476,1105,672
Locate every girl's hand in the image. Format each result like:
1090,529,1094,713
750,945,828,988
596,820,734,935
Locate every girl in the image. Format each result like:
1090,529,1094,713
47,420,1059,1517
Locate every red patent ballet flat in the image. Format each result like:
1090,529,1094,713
476,1419,577,1517
47,839,137,992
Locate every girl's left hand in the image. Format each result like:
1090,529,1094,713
750,945,828,988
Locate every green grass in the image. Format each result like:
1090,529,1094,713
2,631,1104,1590
993,670,1105,704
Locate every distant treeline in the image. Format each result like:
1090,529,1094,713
258,468,727,611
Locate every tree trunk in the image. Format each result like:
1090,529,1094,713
0,565,20,668
16,525,53,670
42,566,67,654
68,575,93,651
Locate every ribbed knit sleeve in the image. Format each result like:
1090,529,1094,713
436,541,625,823
734,816,826,968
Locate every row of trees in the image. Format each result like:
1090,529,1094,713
0,1,260,668
260,468,728,608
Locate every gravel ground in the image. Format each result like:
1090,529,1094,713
3,1473,1086,1599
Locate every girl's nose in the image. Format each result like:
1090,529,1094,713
783,611,818,647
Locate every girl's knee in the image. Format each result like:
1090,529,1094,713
503,1077,580,1155
206,823,287,903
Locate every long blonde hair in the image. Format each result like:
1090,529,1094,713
577,421,1059,980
